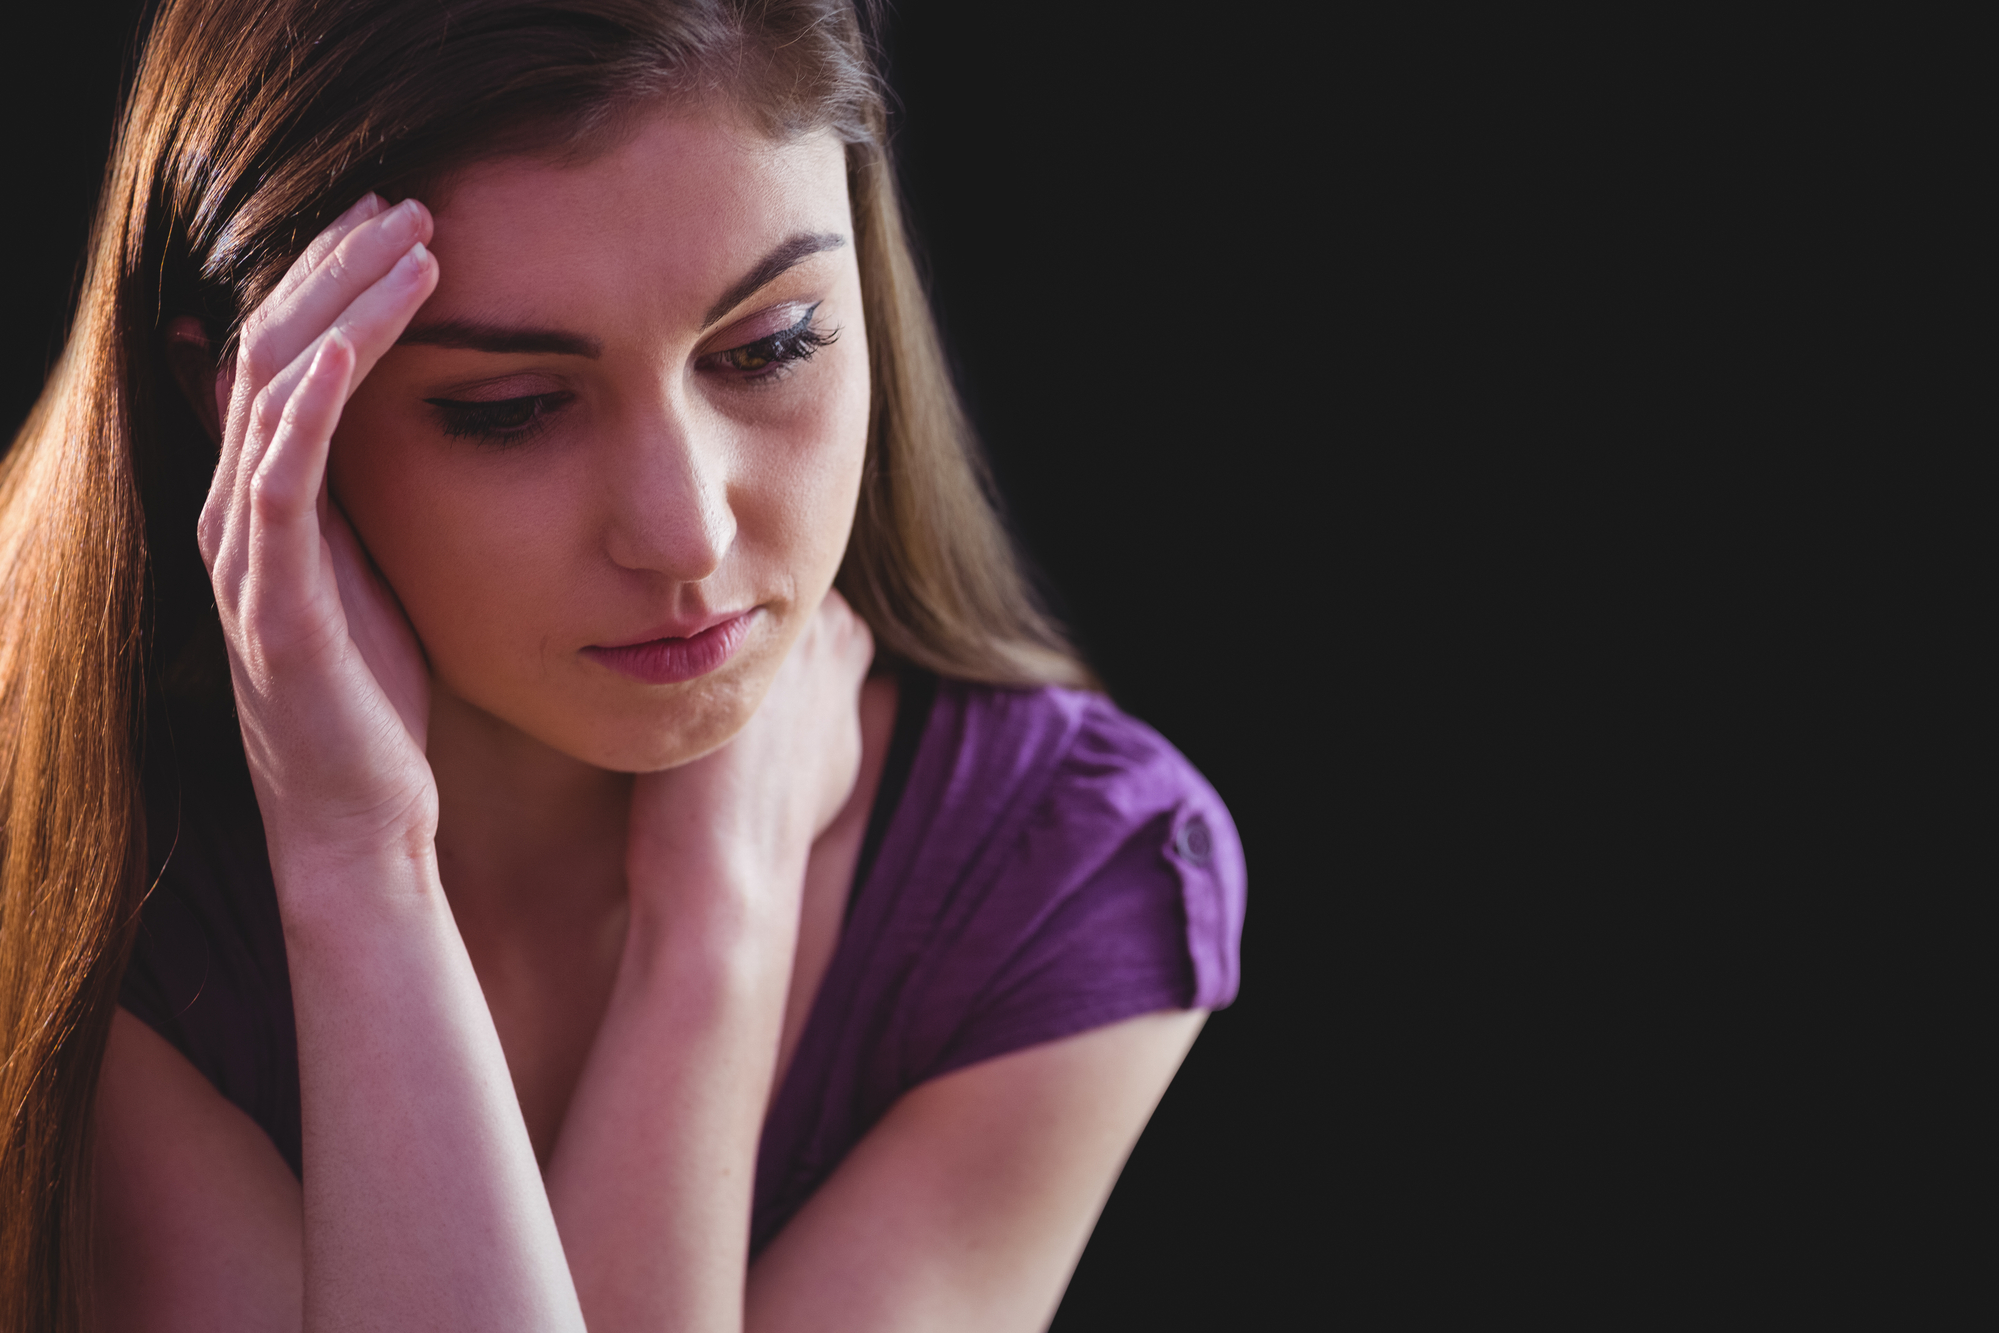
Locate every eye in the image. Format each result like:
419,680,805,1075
423,392,573,445
701,304,838,380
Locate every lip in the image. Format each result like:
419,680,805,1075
582,609,756,685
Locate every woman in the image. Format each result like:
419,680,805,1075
0,0,1245,1328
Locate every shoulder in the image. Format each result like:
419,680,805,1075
900,679,1245,1020
925,679,1231,825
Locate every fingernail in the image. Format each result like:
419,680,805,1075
311,331,346,373
398,241,431,280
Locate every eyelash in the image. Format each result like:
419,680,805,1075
701,304,838,381
424,306,837,445
424,392,573,445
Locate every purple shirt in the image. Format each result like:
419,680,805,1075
121,674,1246,1252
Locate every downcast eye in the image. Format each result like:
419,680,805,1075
424,392,572,444
704,304,836,377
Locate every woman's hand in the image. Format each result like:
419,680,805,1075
549,591,873,1331
196,193,442,877
180,194,587,1333
625,591,875,902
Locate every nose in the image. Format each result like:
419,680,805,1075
599,398,737,582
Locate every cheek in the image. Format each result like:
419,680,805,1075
328,412,576,670
719,369,867,595
756,338,871,573
321,334,870,769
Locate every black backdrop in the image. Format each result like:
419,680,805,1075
4,3,1938,1327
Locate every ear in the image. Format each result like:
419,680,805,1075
162,316,227,444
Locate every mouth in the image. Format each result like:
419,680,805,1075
582,610,757,685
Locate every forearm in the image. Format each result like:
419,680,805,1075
280,848,586,1333
546,852,805,1333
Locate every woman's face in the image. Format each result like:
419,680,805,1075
331,106,869,772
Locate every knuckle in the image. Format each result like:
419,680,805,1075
290,232,331,276
240,317,275,369
248,466,290,518
320,246,355,290
251,384,286,437
303,232,339,272
239,330,277,386
235,614,276,670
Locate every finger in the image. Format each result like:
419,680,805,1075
205,239,437,592
264,193,386,309
235,197,432,392
255,241,437,439
203,344,297,583
207,195,391,512
241,333,355,644
228,241,436,544
199,338,266,575
201,361,253,570
253,332,352,527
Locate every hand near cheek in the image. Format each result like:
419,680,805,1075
195,193,443,873
626,591,874,902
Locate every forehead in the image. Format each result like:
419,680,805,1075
420,110,851,326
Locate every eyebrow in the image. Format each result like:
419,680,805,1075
396,321,602,358
394,231,847,357
701,232,847,327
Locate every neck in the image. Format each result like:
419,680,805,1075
426,684,633,929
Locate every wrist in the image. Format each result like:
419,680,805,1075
608,892,797,1078
269,834,444,930
625,809,812,912
625,847,804,945
253,775,438,884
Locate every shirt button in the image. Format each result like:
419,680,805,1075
1174,816,1212,867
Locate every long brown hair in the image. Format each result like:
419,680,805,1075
0,0,1086,1324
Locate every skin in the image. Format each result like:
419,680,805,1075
91,104,1204,1332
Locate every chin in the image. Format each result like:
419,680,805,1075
565,670,767,774
440,606,795,774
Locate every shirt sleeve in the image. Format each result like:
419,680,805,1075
117,786,305,1178
925,694,1246,1080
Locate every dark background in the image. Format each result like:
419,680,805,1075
5,3,1951,1327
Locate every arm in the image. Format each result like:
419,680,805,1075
106,250,1206,1323
98,900,570,1333
542,602,1203,1328
747,1009,1206,1333
91,1009,303,1333
542,853,800,1331
94,998,1204,1333
462,595,1213,1328
105,191,585,1331
281,846,582,1331
545,592,873,1331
